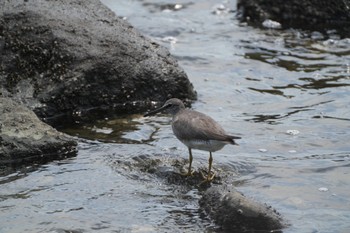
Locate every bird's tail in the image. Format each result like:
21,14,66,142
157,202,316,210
227,135,241,145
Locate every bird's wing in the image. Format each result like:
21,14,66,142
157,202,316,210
172,110,239,142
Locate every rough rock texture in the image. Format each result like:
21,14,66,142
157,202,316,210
0,0,196,125
200,186,286,231
113,153,286,231
237,0,350,36
0,97,77,172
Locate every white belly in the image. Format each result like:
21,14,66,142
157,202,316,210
181,139,227,152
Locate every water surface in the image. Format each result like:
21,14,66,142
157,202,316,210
1,0,350,232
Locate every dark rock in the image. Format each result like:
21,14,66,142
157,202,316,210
0,97,77,173
200,185,286,232
112,152,286,231
0,0,196,126
237,0,350,37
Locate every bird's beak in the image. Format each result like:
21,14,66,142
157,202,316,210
144,105,168,117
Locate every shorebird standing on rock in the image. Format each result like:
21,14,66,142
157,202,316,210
144,98,241,182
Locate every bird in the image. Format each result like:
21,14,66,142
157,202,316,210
144,98,241,182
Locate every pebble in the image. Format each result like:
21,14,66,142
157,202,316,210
162,36,178,44
262,19,282,29
286,129,300,135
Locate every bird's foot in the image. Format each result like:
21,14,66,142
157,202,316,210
181,169,194,177
200,171,215,183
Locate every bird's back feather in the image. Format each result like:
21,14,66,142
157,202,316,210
172,109,240,145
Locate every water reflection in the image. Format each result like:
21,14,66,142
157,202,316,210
248,87,286,96
244,107,314,124
298,76,350,89
61,114,156,144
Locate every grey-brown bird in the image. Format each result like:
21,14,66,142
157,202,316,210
144,98,241,182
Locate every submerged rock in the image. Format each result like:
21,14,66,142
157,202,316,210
0,97,77,173
113,153,286,231
200,186,286,231
237,0,350,37
0,0,196,126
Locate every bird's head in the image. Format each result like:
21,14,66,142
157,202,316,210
144,98,185,117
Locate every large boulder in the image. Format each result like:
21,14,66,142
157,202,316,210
0,97,77,173
237,0,350,37
0,0,196,126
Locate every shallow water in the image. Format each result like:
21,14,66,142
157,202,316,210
1,0,350,232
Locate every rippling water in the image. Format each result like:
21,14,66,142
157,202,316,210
1,0,350,232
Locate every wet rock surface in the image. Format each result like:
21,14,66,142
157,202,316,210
113,153,286,231
0,0,196,170
200,186,285,232
237,0,350,37
0,0,196,126
0,97,77,174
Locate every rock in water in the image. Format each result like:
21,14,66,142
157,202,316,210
0,97,77,173
200,186,286,231
0,0,196,125
237,0,350,37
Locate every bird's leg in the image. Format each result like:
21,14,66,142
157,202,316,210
181,148,194,176
207,152,215,181
201,152,215,182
